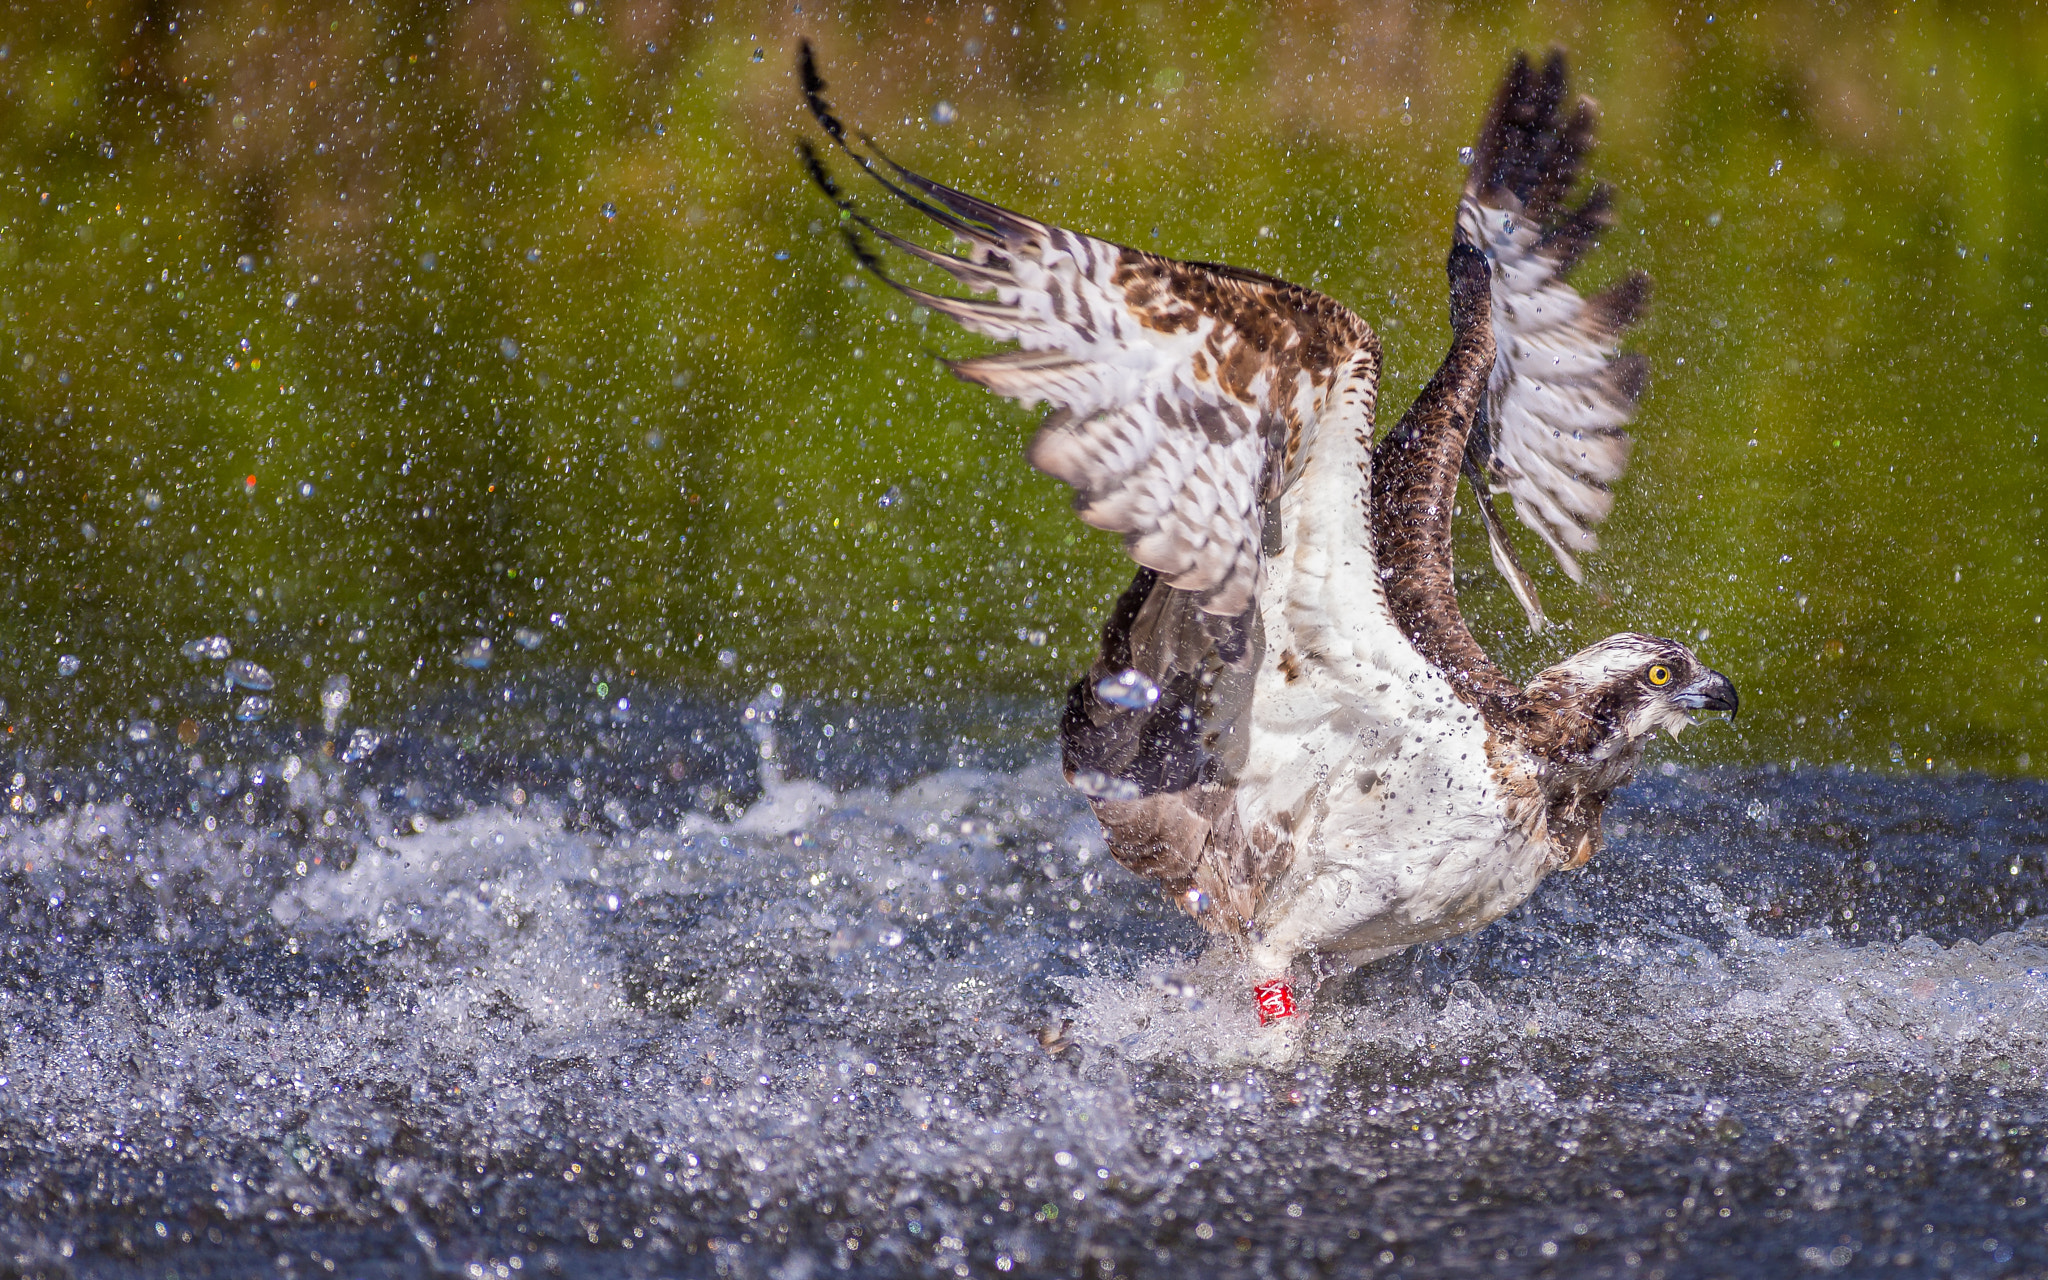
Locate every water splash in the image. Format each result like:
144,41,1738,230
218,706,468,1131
224,659,274,691
320,674,350,734
1095,668,1161,710
181,636,232,661
0,747,2041,1276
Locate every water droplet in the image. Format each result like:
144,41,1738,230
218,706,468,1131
453,637,493,670
877,485,902,509
610,697,632,726
878,927,905,947
750,47,764,62
319,674,350,734
342,729,382,762
225,659,274,691
601,201,617,220
418,251,437,271
1889,741,1905,764
181,635,232,661
1095,668,1161,710
126,719,156,743
525,247,541,263
231,693,270,722
140,489,161,511
1458,145,1474,165
299,481,313,497
56,654,80,677
1068,769,1143,801
235,254,255,273
716,648,738,669
499,337,521,361
513,627,545,650
932,101,957,125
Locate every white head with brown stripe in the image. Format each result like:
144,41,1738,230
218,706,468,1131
1517,632,1739,793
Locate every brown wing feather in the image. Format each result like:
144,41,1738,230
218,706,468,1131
798,43,1376,619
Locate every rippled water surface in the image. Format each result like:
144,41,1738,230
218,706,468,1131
2,695,2044,1280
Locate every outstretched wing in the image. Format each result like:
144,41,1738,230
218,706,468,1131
799,44,1376,618
1457,50,1651,630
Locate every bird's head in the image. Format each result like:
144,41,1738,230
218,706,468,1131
1519,632,1738,782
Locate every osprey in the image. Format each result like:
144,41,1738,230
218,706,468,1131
800,47,1737,1023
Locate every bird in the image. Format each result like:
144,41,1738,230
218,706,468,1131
797,45,1738,1026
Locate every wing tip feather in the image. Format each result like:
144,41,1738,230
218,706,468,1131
1590,270,1653,336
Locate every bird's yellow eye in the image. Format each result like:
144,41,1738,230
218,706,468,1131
1647,665,1672,687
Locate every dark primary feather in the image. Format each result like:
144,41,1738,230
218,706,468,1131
1468,50,1597,223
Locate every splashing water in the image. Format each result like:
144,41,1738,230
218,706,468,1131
1095,668,1162,710
224,659,274,692
0,691,2044,1277
180,636,233,662
320,675,351,735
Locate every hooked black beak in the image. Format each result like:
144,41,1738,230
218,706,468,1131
1674,669,1739,718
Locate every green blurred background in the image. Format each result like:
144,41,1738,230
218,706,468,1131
0,0,2042,773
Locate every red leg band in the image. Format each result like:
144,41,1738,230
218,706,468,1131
1253,978,1297,1025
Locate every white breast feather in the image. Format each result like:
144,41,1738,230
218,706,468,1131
1231,353,1546,977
